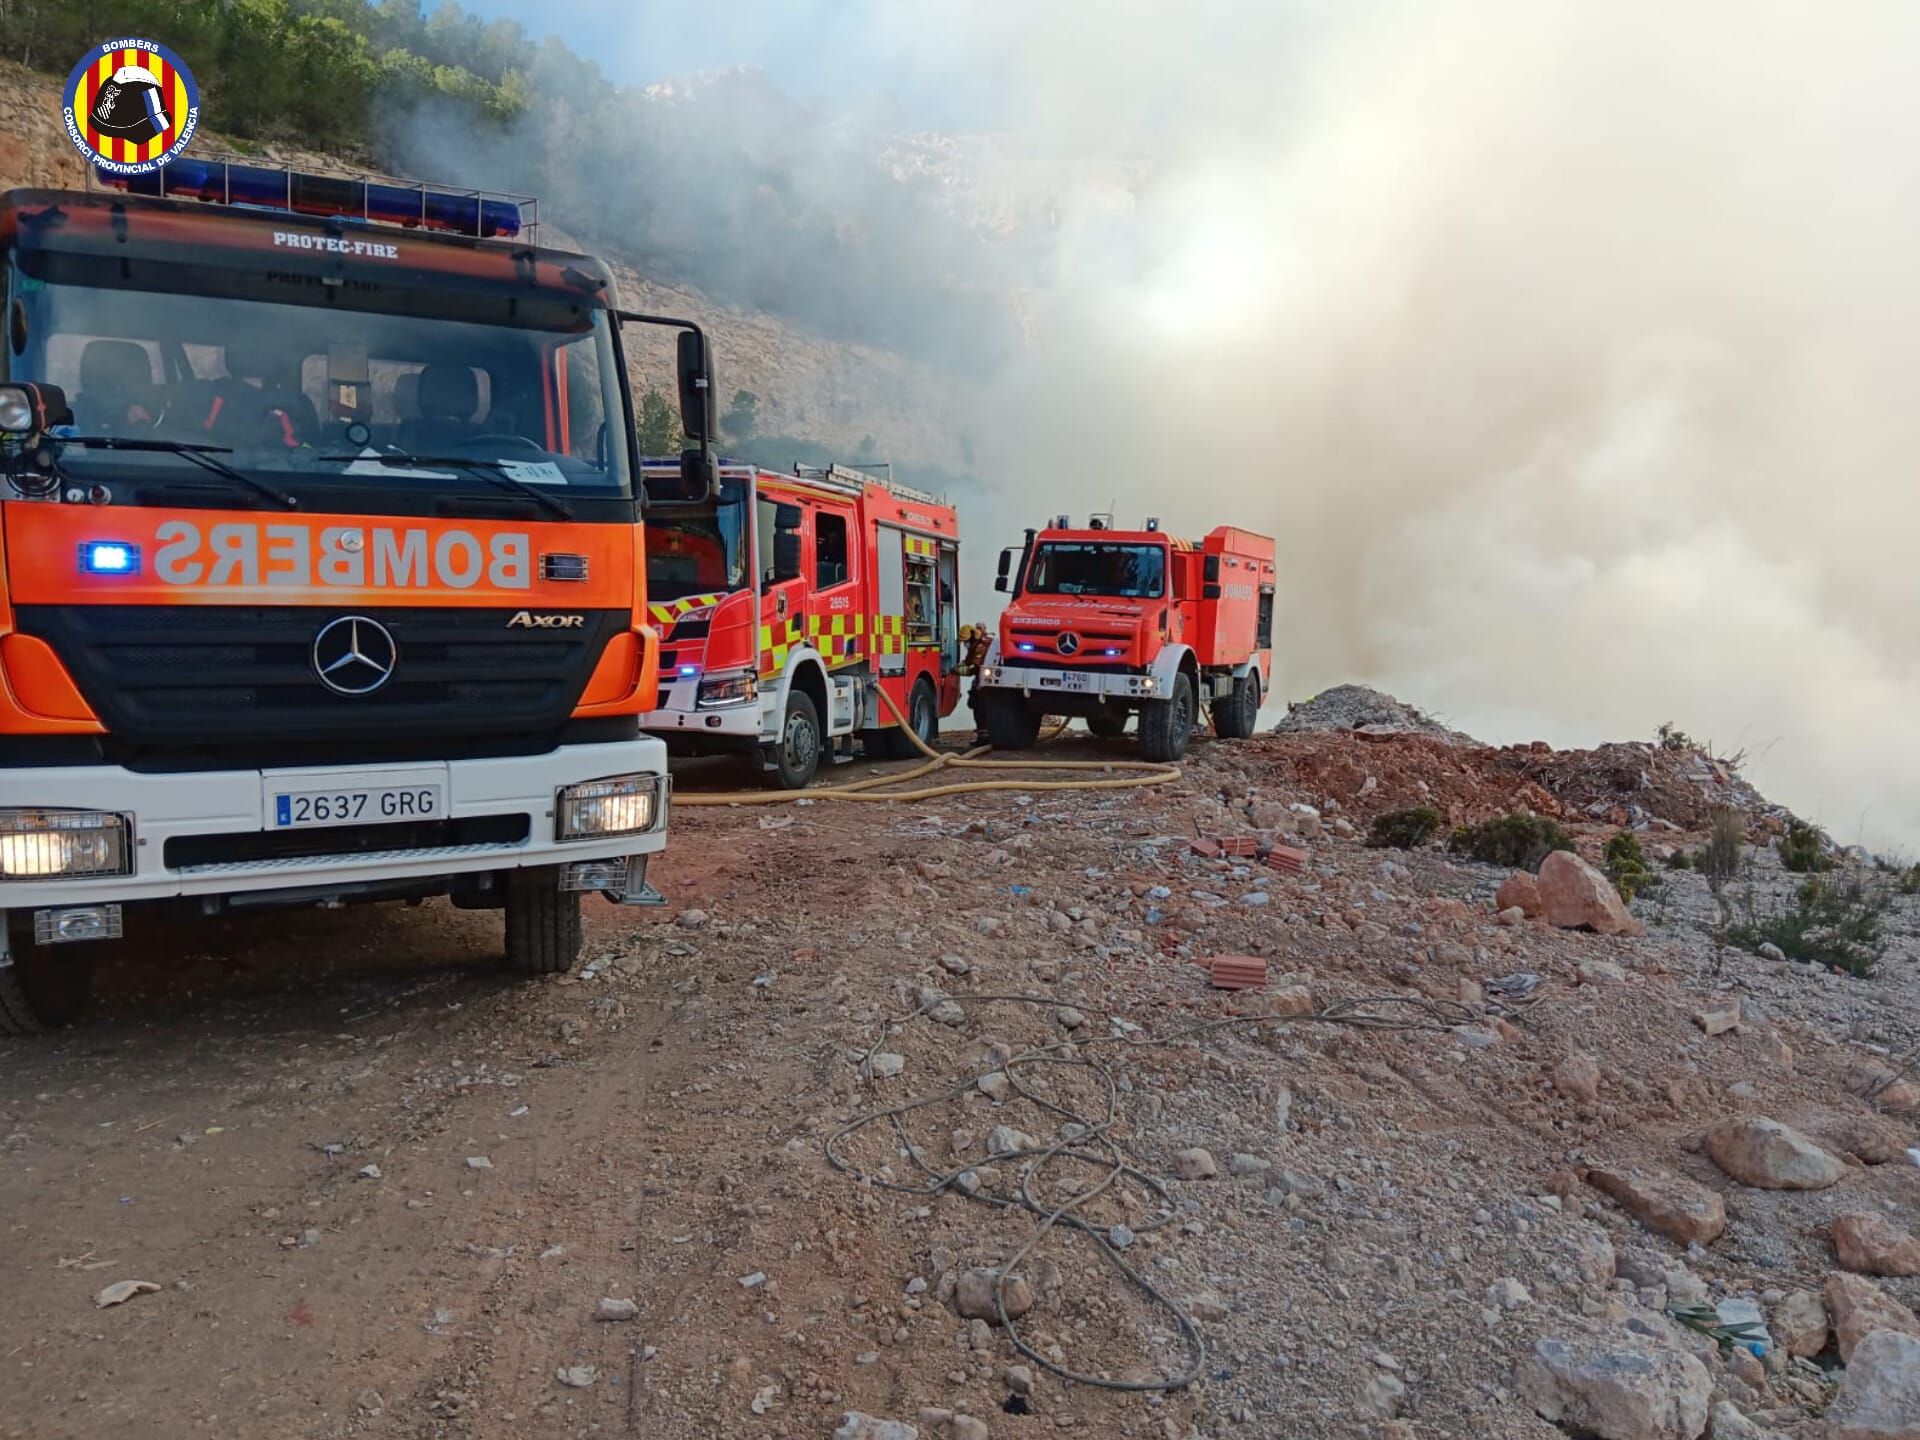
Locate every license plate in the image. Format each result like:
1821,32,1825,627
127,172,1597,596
1040,671,1093,692
272,784,444,829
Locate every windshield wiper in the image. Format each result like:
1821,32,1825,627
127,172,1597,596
56,435,298,509
319,451,573,520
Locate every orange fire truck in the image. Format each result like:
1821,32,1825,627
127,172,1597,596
976,514,1276,762
640,462,964,787
0,158,718,1031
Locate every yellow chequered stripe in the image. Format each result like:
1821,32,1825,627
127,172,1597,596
872,614,907,656
905,535,938,558
758,616,804,672
648,591,726,626
805,611,866,669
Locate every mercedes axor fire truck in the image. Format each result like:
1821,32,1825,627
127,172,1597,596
641,462,964,788
0,158,722,1031
977,515,1276,762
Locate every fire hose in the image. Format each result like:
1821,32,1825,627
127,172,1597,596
672,684,1180,807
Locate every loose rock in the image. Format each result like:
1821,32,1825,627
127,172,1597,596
1495,871,1544,917
1172,1147,1219,1180
834,1415,920,1440
595,1297,639,1322
1587,1164,1728,1245
1770,1290,1827,1359
1554,1052,1603,1104
1828,1272,1920,1362
954,1268,1034,1321
1835,1211,1920,1277
1827,1329,1920,1440
1538,851,1646,937
1704,1117,1845,1190
1519,1332,1711,1440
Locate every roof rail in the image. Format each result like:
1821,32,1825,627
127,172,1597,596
88,152,538,243
791,462,943,505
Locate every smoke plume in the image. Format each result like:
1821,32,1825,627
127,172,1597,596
439,0,1920,847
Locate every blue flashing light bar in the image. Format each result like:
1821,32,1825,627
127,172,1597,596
78,541,139,575
96,158,527,239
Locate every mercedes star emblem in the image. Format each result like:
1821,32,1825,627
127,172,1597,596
312,615,398,696
1057,631,1081,656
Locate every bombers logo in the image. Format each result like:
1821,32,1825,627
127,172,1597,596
63,37,200,175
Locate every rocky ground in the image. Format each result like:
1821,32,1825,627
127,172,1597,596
6,704,1920,1440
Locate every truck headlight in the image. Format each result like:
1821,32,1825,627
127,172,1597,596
0,810,133,879
696,667,758,708
556,775,667,840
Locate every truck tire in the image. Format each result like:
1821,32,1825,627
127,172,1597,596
883,678,939,759
980,690,1042,751
0,933,95,1035
768,689,822,789
1211,671,1260,740
1087,712,1129,739
1139,673,1196,763
503,866,582,976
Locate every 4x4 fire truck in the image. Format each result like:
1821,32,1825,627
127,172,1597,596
641,462,963,787
976,515,1276,762
0,158,719,1032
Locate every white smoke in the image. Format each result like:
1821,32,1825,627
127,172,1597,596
492,0,1920,847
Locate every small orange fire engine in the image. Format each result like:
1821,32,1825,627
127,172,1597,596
640,462,964,787
977,514,1276,762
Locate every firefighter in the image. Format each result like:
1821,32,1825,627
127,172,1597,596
201,336,319,449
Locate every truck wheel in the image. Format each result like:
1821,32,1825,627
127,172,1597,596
0,932,96,1035
981,691,1042,751
767,690,822,789
1211,672,1261,740
503,867,582,976
1139,673,1196,763
884,678,939,759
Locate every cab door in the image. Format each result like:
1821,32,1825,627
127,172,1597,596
756,491,808,676
807,501,861,670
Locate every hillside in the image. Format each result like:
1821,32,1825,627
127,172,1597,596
0,60,976,476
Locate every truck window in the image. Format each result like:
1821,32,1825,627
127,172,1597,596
12,248,633,507
1025,542,1166,599
816,513,849,588
644,477,750,600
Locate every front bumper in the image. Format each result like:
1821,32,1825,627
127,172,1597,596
641,676,766,739
976,663,1162,700
0,738,669,909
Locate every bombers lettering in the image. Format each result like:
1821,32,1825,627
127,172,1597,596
153,520,532,590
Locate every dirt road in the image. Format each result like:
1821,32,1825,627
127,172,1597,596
5,727,1917,1440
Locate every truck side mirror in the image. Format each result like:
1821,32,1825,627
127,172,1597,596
994,547,1014,593
676,329,714,443
1203,583,1223,600
678,447,717,501
1203,554,1221,583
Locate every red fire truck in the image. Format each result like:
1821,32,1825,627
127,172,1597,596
641,462,964,787
0,157,720,1031
976,515,1276,762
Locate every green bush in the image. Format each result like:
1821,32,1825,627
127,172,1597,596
1604,831,1657,901
1728,874,1890,977
1779,820,1834,874
1367,807,1441,849
1446,813,1575,871
1900,865,1920,897
1666,849,1694,870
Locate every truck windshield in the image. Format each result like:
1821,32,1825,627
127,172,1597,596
9,255,632,508
1025,542,1166,598
645,477,749,599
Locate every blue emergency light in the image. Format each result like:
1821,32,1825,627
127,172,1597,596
678,665,699,677
96,158,528,239
78,541,139,575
